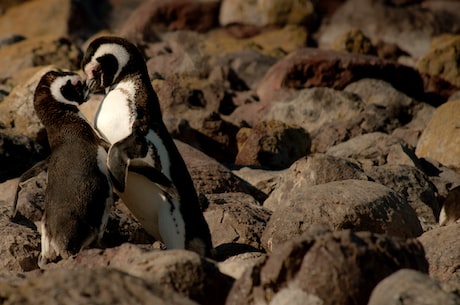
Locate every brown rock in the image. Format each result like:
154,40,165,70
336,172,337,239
331,28,376,55
317,0,460,58
264,154,369,211
0,0,105,40
120,0,220,43
256,48,455,105
226,228,428,305
0,266,198,305
175,140,267,202
262,180,423,252
52,245,233,305
368,269,460,305
203,192,272,251
0,202,40,272
416,99,460,170
418,223,460,294
235,120,310,169
417,34,460,87
326,132,420,169
232,167,284,197
365,164,440,231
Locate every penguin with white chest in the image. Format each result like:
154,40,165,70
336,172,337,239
81,36,213,257
34,70,113,267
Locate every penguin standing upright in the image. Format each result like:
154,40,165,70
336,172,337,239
81,36,213,257
34,70,113,267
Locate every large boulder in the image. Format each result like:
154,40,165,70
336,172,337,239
262,180,423,252
416,99,460,170
226,228,428,305
368,269,460,305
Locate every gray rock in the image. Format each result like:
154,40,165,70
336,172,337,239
232,167,284,197
204,192,272,251
326,132,420,169
176,140,267,202
418,223,460,294
269,288,324,305
235,120,310,169
365,164,440,231
264,154,370,211
266,87,364,135
368,269,460,305
218,252,266,280
317,0,460,58
55,245,233,305
0,266,198,305
226,228,428,305
0,201,40,272
262,180,423,252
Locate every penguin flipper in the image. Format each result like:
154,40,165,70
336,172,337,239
107,132,176,198
129,160,179,199
11,157,49,219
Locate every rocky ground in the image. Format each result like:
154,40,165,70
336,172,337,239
0,0,459,304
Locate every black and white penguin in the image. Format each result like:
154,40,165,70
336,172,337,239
81,36,213,257
34,70,113,267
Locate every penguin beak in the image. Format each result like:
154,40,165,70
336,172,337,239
82,83,91,102
85,77,101,96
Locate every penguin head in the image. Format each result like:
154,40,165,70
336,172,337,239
35,70,85,108
82,36,147,94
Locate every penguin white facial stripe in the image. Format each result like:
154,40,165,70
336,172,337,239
50,75,81,106
146,130,171,178
86,43,130,83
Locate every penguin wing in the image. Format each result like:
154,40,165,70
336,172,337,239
107,132,178,199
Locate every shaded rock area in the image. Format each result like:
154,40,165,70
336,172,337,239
0,0,460,304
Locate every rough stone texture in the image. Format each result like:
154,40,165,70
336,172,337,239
0,267,198,305
226,228,428,305
235,120,310,169
326,132,420,169
120,0,220,43
265,87,364,136
0,202,40,272
256,48,457,106
0,0,106,41
331,28,376,55
262,180,423,252
317,0,460,58
0,66,58,139
417,34,460,87
264,154,369,211
218,252,266,279
203,192,272,251
231,167,283,197
391,102,435,148
175,140,267,203
49,245,234,305
418,223,460,294
416,99,460,170
219,0,315,27
365,164,440,231
0,36,81,82
368,269,460,305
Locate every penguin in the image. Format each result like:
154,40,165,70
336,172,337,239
33,70,113,267
81,36,213,257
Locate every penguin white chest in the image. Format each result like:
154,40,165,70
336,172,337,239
95,80,137,144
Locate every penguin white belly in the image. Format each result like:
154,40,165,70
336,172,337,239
95,81,136,144
119,172,186,248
